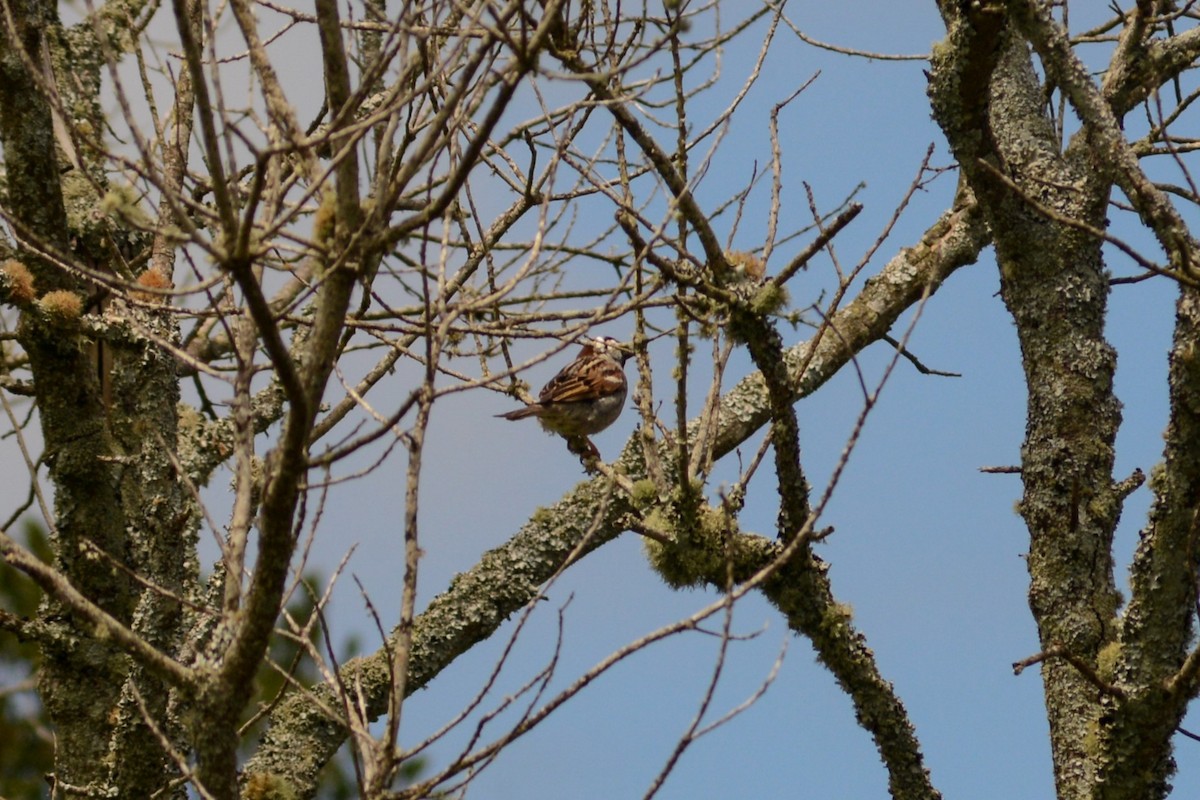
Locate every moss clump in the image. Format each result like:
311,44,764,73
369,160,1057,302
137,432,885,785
98,183,150,227
629,478,660,510
1097,640,1123,683
644,538,708,590
641,500,746,589
750,283,789,317
243,772,299,800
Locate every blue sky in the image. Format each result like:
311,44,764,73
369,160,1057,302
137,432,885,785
5,1,1197,797
275,3,1199,798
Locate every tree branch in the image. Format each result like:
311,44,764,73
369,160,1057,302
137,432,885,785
1012,0,1200,276
0,529,194,688
243,196,987,797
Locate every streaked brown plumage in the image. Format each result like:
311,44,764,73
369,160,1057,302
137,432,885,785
497,336,630,438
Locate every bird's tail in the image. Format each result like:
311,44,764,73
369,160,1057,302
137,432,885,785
496,405,538,421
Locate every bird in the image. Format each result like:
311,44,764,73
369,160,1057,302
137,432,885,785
497,336,631,448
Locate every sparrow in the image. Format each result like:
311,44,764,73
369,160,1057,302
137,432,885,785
497,336,631,441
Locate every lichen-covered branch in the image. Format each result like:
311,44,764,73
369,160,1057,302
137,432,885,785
929,3,1200,797
1,2,159,795
242,197,986,798
1011,0,1200,275
1101,283,1200,799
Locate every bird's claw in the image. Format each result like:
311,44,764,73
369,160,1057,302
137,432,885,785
566,435,601,470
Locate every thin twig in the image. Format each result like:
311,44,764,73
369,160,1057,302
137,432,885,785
881,334,962,377
1012,644,1126,698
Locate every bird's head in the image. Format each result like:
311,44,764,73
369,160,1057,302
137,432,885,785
582,335,632,364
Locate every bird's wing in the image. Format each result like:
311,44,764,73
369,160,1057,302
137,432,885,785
538,368,598,405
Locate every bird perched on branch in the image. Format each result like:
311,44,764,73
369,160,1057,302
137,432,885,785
497,336,631,459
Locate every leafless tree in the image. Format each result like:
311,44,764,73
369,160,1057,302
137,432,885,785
2,0,1200,798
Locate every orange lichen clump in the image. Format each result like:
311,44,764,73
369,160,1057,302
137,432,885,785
39,290,84,322
131,268,171,304
726,250,766,282
1,259,36,304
